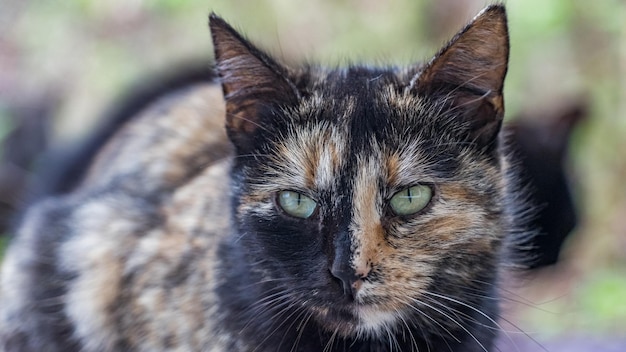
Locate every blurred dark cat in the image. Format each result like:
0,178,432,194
508,103,586,268
1,5,531,351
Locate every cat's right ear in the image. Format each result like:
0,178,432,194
209,14,300,151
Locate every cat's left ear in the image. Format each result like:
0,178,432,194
209,14,300,151
411,5,509,150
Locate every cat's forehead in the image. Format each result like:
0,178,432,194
294,67,422,129
253,66,466,194
266,104,445,194
301,66,411,105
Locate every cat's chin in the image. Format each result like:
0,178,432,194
309,304,399,338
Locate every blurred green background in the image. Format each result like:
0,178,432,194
0,0,625,349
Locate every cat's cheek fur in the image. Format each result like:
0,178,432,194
350,164,504,332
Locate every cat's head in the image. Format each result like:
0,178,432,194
211,5,510,338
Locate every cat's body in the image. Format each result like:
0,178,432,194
1,5,525,351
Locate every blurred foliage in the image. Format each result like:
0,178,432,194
0,0,625,345
0,107,13,142
521,270,626,336
0,236,7,259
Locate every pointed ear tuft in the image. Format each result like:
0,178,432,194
413,5,509,150
209,14,299,150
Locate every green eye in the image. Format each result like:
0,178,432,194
389,185,432,216
277,190,317,218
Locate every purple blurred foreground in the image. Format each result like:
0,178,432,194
498,335,626,352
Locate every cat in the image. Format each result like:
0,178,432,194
0,4,528,351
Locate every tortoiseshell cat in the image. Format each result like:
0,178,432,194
1,5,526,351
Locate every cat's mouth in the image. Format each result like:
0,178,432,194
308,302,399,337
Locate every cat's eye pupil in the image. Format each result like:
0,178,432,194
277,190,317,219
389,185,432,216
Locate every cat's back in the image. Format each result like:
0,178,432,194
0,81,234,351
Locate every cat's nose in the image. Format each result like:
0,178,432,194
330,262,362,300
331,230,365,299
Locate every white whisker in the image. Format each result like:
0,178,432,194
407,296,489,352
290,311,314,352
395,309,420,352
397,297,461,345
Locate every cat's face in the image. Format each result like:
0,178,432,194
210,6,509,338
